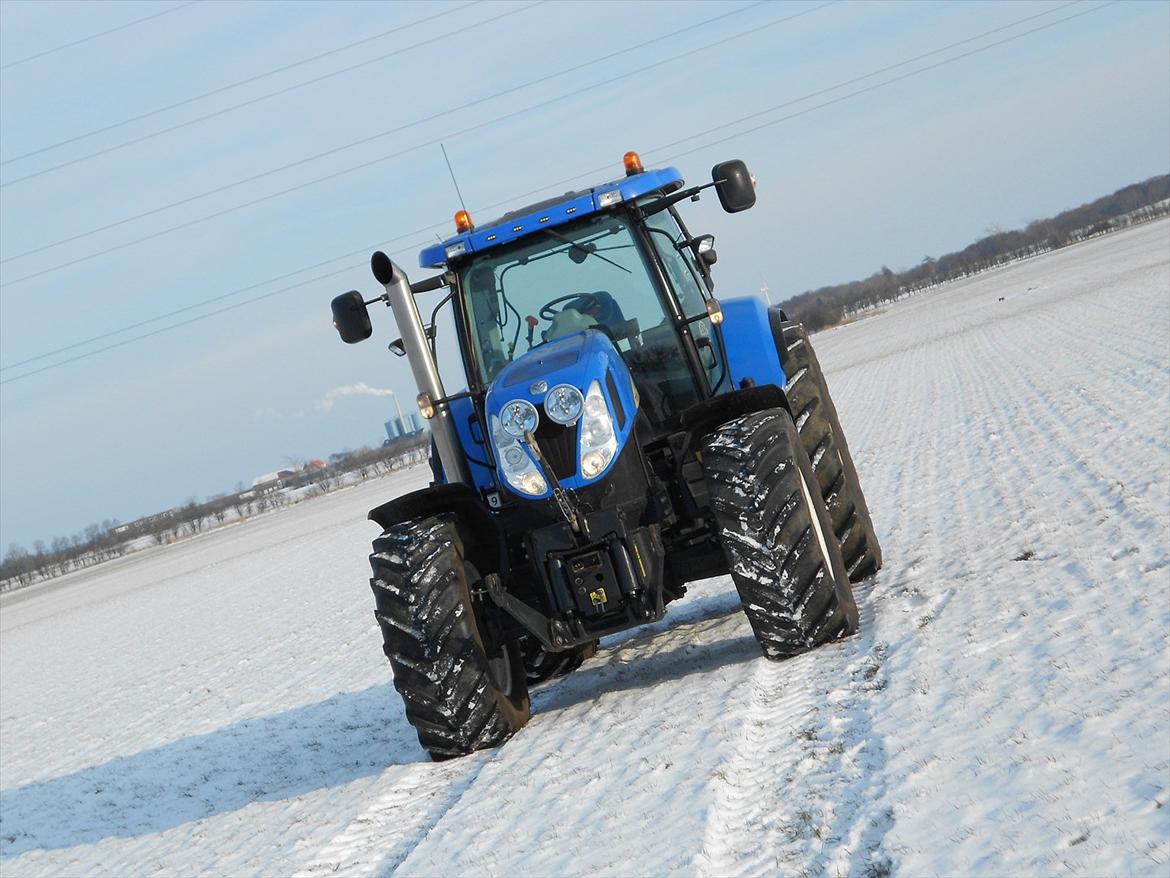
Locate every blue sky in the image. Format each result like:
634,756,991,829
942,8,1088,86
1,0,1167,550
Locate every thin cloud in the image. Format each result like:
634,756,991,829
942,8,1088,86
319,382,396,412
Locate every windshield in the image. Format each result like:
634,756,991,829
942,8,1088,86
459,211,703,422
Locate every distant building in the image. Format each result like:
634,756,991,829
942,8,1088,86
251,472,283,489
384,413,428,444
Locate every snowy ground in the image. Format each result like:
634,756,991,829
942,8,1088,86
2,220,1168,877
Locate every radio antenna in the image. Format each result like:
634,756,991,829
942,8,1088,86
440,143,468,213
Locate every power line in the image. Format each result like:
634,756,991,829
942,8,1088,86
0,237,438,386
0,230,442,371
425,0,1093,228
0,1,834,287
0,1,481,165
0,0,1096,371
0,1,201,70
0,1,545,188
641,1,1095,166
0,0,1117,383
0,0,769,264
0,0,1080,283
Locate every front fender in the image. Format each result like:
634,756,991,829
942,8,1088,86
719,296,790,389
369,483,504,575
679,384,792,455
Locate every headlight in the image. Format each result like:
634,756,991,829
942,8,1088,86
584,392,606,418
515,471,548,495
500,399,538,438
581,449,609,478
578,380,617,480
491,415,547,496
545,384,583,425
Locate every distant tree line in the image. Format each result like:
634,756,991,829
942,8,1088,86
1,433,430,592
781,175,1170,331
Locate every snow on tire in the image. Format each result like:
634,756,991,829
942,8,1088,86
781,320,883,582
369,516,530,760
702,409,859,659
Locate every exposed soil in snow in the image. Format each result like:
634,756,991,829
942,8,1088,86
2,220,1168,876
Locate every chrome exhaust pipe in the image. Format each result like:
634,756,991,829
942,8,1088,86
371,251,472,486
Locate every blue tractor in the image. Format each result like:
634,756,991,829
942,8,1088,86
331,152,881,759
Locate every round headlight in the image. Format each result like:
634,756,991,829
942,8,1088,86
500,399,539,438
544,384,583,425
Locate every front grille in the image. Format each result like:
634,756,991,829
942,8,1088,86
534,418,577,480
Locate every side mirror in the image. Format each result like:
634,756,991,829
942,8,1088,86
711,159,755,213
331,291,372,344
693,234,718,266
696,336,718,370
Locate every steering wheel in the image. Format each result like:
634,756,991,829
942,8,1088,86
539,292,600,322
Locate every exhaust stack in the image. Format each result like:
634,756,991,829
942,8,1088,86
370,251,472,486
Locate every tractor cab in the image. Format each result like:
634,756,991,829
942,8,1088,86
448,188,722,431
406,155,756,496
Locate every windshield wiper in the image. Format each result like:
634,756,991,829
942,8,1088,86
541,228,631,274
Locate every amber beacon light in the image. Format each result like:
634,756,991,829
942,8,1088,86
623,151,644,176
454,209,474,233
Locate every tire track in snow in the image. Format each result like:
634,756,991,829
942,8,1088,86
693,598,893,878
294,756,490,877
386,592,759,876
297,587,763,877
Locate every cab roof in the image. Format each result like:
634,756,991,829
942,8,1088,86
419,166,683,269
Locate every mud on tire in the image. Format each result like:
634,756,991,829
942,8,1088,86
702,409,859,659
370,516,530,760
781,321,882,582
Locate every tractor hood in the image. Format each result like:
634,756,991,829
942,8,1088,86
484,330,639,499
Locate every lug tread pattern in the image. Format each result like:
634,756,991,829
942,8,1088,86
781,321,883,581
702,410,854,659
369,517,528,760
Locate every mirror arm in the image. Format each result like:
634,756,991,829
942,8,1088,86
411,271,454,295
636,181,715,218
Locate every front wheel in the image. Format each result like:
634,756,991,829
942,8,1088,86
702,409,859,659
781,320,882,582
369,516,530,760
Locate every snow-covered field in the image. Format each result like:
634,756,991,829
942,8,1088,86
2,220,1168,877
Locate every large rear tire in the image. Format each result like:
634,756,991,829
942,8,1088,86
702,409,859,659
780,321,882,581
520,638,598,686
369,516,530,760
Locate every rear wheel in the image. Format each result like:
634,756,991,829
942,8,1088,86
369,516,530,760
780,321,882,581
702,409,859,659
520,638,598,686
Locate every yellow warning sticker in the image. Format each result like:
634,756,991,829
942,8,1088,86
589,587,608,607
